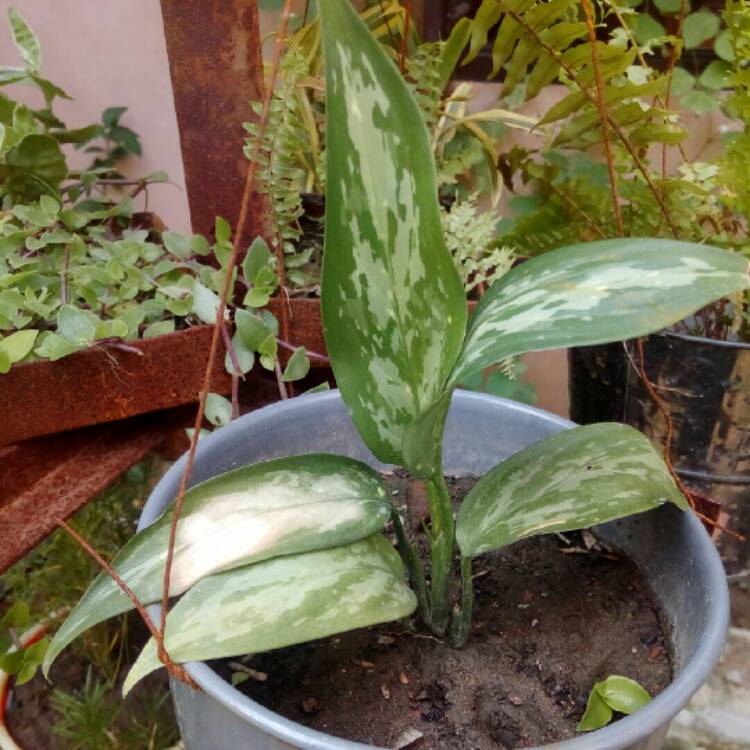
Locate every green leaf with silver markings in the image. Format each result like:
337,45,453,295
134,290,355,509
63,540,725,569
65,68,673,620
450,239,750,385
43,454,392,677
123,535,417,695
456,423,688,558
319,0,467,478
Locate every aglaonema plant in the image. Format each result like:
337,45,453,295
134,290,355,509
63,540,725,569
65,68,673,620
44,0,750,699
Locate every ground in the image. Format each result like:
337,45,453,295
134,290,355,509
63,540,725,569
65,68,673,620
666,578,750,750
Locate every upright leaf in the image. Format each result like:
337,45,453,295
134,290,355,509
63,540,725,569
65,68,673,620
43,454,392,676
456,423,688,558
319,0,466,476
451,239,750,384
123,535,417,695
8,9,40,72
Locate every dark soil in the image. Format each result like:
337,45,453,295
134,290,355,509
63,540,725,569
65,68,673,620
218,473,673,750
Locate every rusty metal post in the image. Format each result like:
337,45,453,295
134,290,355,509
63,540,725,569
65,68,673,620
160,0,270,247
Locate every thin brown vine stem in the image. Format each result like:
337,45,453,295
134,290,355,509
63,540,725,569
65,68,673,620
55,518,199,690
506,8,680,239
274,359,290,400
277,337,330,363
581,0,624,237
158,0,297,671
221,323,241,420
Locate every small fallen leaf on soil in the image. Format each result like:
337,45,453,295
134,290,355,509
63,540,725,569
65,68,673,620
228,662,267,682
393,728,423,749
381,684,391,700
399,672,409,685
302,697,320,714
649,645,664,660
353,659,375,669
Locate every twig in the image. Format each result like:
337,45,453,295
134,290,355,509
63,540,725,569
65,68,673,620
221,323,242,419
56,518,198,690
277,337,329,362
581,0,623,237
274,359,289,400
92,338,144,356
159,0,298,673
7,629,22,651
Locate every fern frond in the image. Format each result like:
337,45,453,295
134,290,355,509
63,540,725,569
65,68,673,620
406,42,444,130
441,194,515,292
246,48,317,280
463,0,686,154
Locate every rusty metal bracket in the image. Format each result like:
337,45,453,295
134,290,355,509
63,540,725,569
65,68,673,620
0,416,170,572
159,0,270,247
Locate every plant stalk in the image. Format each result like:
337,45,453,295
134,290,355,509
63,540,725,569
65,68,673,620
391,507,431,625
450,556,473,647
426,475,455,636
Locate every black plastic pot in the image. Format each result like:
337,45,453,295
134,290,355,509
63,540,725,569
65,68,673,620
140,390,728,750
569,332,750,572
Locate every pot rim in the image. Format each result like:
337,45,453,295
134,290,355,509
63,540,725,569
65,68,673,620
658,328,750,350
141,389,729,750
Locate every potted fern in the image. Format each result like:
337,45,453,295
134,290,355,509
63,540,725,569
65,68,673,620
42,1,746,748
484,0,750,568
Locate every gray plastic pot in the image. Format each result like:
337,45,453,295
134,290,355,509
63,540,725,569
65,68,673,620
139,390,729,750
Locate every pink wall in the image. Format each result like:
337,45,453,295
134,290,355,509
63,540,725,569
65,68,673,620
1,0,191,232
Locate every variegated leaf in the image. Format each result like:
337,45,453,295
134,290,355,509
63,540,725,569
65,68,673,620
451,239,750,385
319,0,467,477
456,423,688,558
123,535,417,695
44,454,391,676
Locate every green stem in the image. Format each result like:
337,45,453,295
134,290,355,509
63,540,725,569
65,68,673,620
426,475,455,636
450,556,474,647
391,507,432,625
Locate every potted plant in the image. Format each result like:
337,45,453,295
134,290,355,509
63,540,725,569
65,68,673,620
42,1,748,748
0,9,322,446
